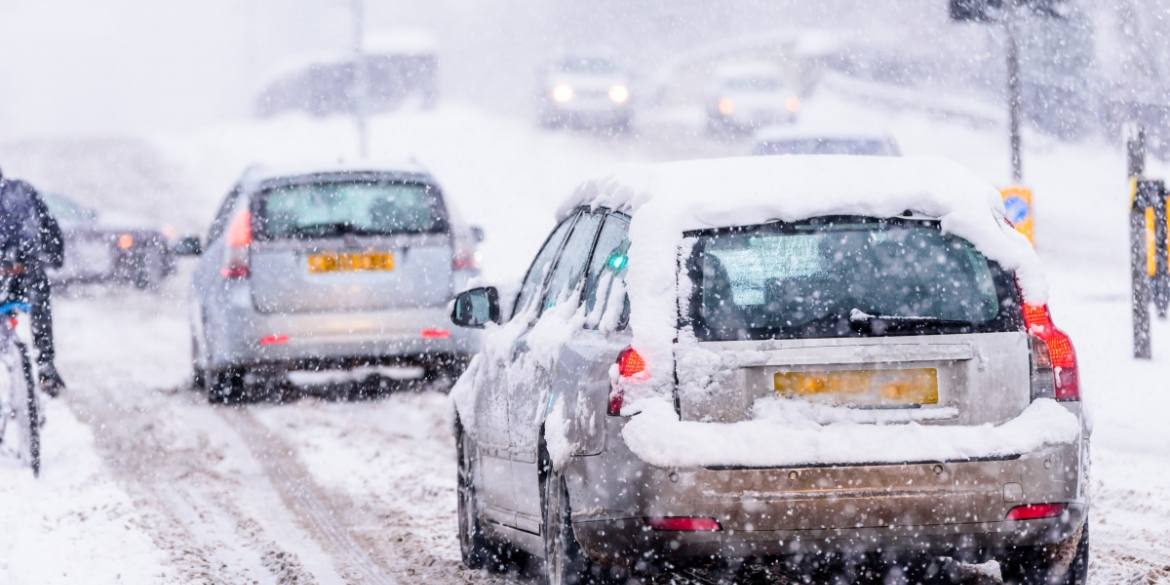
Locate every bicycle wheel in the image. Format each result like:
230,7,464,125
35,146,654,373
14,341,39,477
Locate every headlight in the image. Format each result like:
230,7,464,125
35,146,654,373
786,96,802,113
608,85,630,104
552,84,574,103
717,98,735,116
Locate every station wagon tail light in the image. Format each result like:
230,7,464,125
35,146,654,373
221,209,251,279
645,517,721,531
1023,304,1079,401
1005,503,1067,521
608,347,646,416
259,334,288,345
421,328,451,339
452,250,481,271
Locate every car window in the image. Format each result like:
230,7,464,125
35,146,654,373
583,214,630,330
207,187,242,243
539,212,603,314
513,213,577,320
257,181,446,239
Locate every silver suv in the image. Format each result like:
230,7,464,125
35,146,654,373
190,162,479,402
450,202,1088,583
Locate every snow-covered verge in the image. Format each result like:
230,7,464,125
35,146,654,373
622,398,1078,469
0,398,173,584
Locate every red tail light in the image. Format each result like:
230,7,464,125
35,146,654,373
259,334,289,345
1022,304,1079,400
221,209,252,279
452,251,480,271
607,348,646,416
1005,503,1067,521
645,517,721,531
421,328,451,339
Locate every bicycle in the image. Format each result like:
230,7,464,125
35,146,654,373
0,300,40,477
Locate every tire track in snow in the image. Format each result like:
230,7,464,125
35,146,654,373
219,406,396,585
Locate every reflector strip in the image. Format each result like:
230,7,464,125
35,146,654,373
1005,503,1067,521
259,334,289,345
421,328,451,339
645,517,722,532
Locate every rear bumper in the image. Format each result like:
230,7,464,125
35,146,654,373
206,301,478,370
565,417,1087,568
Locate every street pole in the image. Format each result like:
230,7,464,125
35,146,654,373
1128,125,1153,359
352,0,369,158
1005,10,1023,183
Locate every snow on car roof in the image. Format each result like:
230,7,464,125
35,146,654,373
561,154,1046,392
240,158,432,189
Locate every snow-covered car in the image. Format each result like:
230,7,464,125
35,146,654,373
41,193,175,290
707,62,801,134
189,161,481,402
752,127,901,156
449,156,1089,584
538,54,632,132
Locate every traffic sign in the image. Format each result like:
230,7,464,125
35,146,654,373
1000,186,1034,245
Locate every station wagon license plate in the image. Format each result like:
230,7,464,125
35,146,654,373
773,368,938,406
307,251,395,274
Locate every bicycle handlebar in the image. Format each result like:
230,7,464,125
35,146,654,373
0,301,31,315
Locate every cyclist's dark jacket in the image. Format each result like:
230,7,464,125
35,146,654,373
0,179,64,270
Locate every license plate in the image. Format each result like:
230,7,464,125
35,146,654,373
307,251,395,274
774,368,938,406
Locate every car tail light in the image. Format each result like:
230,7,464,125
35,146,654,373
608,348,646,416
1023,304,1079,401
421,328,451,339
645,517,721,531
118,234,134,249
259,334,289,345
221,209,252,279
1005,503,1067,521
452,250,481,271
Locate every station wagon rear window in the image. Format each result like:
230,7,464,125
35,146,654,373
256,181,447,239
683,217,1022,341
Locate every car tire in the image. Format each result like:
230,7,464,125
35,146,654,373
134,247,166,291
207,367,245,404
1001,520,1088,585
456,420,509,571
540,444,609,585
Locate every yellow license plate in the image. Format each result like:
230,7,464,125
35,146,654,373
307,251,395,274
774,368,938,406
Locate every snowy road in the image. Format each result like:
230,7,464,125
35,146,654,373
1,92,1169,584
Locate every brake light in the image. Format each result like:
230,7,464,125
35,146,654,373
221,209,252,279
1005,503,1067,521
259,334,289,345
1022,304,1079,400
645,517,721,531
421,328,451,339
452,250,481,271
608,348,646,416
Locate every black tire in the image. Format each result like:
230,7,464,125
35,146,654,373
15,341,40,477
1001,521,1089,585
540,445,608,585
207,367,245,404
456,420,509,570
134,247,165,291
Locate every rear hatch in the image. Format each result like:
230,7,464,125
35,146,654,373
248,174,453,314
675,216,1029,428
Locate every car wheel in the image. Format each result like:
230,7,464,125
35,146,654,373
456,420,508,571
1001,520,1088,585
134,247,166,291
191,335,207,389
540,445,606,585
207,367,245,404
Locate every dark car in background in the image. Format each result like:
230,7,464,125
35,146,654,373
42,193,176,290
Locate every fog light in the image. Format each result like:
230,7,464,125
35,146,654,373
645,517,721,531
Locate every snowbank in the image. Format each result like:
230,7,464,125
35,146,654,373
622,398,1078,469
561,155,1046,396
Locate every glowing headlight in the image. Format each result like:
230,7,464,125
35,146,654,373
552,84,574,103
608,85,630,104
717,98,735,116
786,96,802,113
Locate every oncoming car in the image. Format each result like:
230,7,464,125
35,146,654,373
189,161,480,402
707,62,801,134
449,156,1089,584
539,54,632,132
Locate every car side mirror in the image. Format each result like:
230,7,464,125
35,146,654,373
451,286,500,328
470,226,485,243
172,236,202,256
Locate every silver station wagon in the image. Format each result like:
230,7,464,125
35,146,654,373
190,162,480,402
449,156,1089,585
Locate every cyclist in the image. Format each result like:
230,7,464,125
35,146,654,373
0,165,66,397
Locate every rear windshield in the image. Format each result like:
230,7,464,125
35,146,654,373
754,139,896,157
256,181,447,239
682,217,1022,341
